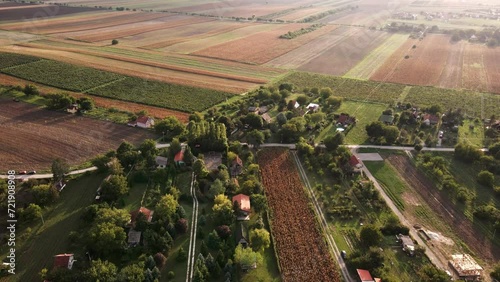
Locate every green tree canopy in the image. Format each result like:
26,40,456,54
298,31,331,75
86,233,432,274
359,225,383,247
83,259,117,282
213,194,234,226
234,244,263,269
101,175,129,202
51,158,69,180
155,194,179,223
323,133,344,151
88,222,126,256
250,228,270,252
32,184,59,207
208,179,226,200
155,116,186,139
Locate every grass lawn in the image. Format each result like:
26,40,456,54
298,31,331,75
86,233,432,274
316,101,387,144
123,182,148,212
458,118,485,148
0,173,106,282
364,161,407,211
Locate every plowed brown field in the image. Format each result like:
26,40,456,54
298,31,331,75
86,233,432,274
258,149,340,282
387,155,500,262
0,99,156,171
193,24,338,64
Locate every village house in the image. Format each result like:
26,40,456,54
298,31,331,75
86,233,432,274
306,103,320,112
230,155,243,177
233,193,251,220
422,113,439,126
174,149,185,166
261,113,272,124
128,116,154,128
127,229,142,247
397,234,415,256
258,106,268,114
349,155,363,170
155,156,168,169
248,106,260,114
129,207,154,227
337,114,356,127
53,254,75,270
356,269,381,282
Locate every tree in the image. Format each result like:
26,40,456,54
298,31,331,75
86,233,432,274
326,96,342,109
366,121,385,139
323,133,344,151
207,230,221,250
234,244,262,269
84,259,117,282
23,84,39,95
212,194,234,226
244,113,263,129
246,129,265,148
200,240,209,256
108,158,124,175
491,262,500,281
428,105,442,115
111,39,119,45
320,87,333,99
46,93,75,110
359,225,383,247
168,138,182,163
21,203,42,222
384,126,400,144
176,218,188,234
193,159,209,179
250,194,267,213
177,247,187,262
208,179,226,199
79,97,94,111
88,222,126,256
418,264,449,282
155,117,185,139
95,207,131,227
296,94,308,105
139,139,158,167
455,142,483,162
153,252,167,268
51,158,69,180
117,263,145,282
477,170,494,188
101,175,129,202
32,184,59,206
249,228,270,252
155,194,179,223
215,225,231,240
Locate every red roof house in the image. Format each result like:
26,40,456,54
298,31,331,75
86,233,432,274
53,254,75,270
232,194,251,213
356,269,374,282
128,116,154,128
349,155,363,169
337,114,356,126
130,207,154,226
174,150,185,164
422,114,439,126
230,156,243,177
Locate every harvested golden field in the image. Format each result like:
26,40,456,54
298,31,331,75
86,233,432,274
193,23,339,64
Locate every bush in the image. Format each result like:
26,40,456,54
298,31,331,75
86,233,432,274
477,170,494,188
167,271,175,279
111,39,119,45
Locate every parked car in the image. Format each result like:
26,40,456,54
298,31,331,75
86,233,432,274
18,171,27,175
341,250,347,259
27,170,36,175
438,130,444,138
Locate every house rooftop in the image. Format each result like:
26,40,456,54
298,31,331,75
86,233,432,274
450,254,483,277
155,156,168,166
128,229,142,245
136,116,152,124
349,155,362,168
233,194,251,212
174,150,184,162
53,254,73,269
130,207,153,225
356,269,374,281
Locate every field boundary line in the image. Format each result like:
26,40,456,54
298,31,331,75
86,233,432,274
83,77,127,93
0,57,45,71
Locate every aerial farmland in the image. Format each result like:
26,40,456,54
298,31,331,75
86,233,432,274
0,0,499,281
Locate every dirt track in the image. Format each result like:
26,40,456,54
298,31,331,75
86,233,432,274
387,155,500,263
0,99,156,171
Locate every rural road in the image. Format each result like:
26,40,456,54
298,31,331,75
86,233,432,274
1,143,482,180
291,151,355,282
354,151,445,271
186,172,199,282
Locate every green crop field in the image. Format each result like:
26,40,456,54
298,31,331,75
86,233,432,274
403,86,500,118
278,72,405,104
90,76,233,112
364,161,407,211
0,52,233,112
345,34,409,79
0,53,42,69
3,59,123,92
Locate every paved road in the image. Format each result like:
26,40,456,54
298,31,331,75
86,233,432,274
355,151,445,270
292,151,355,282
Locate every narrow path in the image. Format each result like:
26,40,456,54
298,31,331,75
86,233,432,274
355,152,445,270
185,172,198,282
291,151,355,282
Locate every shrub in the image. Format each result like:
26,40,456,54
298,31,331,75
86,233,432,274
111,39,119,45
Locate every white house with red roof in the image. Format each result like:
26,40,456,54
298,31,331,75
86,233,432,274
349,155,363,169
356,269,381,282
53,254,75,270
174,149,185,165
128,116,154,128
129,207,154,227
232,194,251,220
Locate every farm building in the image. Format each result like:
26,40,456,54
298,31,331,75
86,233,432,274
261,113,272,124
449,254,483,281
422,114,439,126
379,114,395,125
337,114,356,127
66,104,78,114
233,194,251,220
349,155,363,169
236,222,249,247
397,234,415,255
306,103,320,112
127,229,142,246
174,150,185,166
155,156,168,169
258,106,268,114
53,254,75,270
230,155,243,177
128,116,154,128
54,179,66,192
248,106,260,114
356,269,381,282
129,207,154,227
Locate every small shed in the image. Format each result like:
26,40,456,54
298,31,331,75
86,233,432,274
128,116,154,128
236,222,249,247
155,156,168,169
66,104,78,114
230,156,243,177
449,254,483,280
127,229,142,246
53,254,75,270
174,150,185,166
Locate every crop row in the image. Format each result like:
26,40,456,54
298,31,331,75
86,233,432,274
258,149,340,282
280,71,405,103
0,52,233,112
0,53,41,69
90,76,232,113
